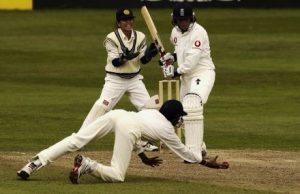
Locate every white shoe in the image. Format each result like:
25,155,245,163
17,157,41,180
69,154,92,184
142,142,159,152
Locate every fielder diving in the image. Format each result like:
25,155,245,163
17,100,229,183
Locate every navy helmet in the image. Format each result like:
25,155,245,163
159,100,187,126
172,2,196,23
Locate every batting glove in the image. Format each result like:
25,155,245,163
162,64,175,78
172,68,181,78
159,52,175,66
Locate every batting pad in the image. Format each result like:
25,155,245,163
182,93,204,155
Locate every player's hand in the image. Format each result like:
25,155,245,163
200,155,229,169
162,64,175,78
121,49,140,61
159,52,175,66
172,68,181,78
138,152,162,167
142,156,163,167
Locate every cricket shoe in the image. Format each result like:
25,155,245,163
69,154,92,184
17,157,41,180
142,142,159,152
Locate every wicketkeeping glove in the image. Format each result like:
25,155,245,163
121,48,140,61
200,156,229,169
144,42,158,60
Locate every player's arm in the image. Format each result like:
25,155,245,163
104,38,124,67
159,32,177,67
176,51,201,75
176,32,205,75
140,42,159,64
112,49,140,67
169,47,201,78
104,37,140,67
160,130,229,169
159,31,179,78
160,129,202,163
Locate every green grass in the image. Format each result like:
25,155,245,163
0,8,299,193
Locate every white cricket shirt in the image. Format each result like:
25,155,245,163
170,22,215,77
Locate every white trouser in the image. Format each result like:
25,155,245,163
80,73,151,153
180,69,215,104
90,124,139,182
89,114,141,182
180,69,215,155
80,74,150,129
37,113,115,166
37,110,140,182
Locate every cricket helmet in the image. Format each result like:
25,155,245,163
172,2,196,24
159,100,187,126
116,8,135,22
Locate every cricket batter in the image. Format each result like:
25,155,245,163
160,2,216,157
17,100,228,183
81,8,159,151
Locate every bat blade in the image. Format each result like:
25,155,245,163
141,6,165,56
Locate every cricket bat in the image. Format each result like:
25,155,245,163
141,6,165,56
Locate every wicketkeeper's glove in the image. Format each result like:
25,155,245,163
144,42,159,60
121,48,140,61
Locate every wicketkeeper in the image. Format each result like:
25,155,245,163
80,7,159,151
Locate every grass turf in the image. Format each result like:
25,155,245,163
0,8,299,194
